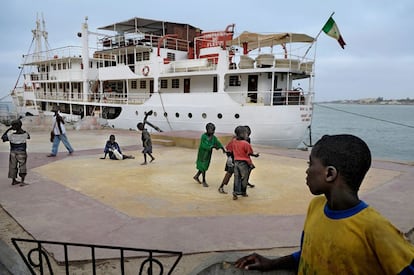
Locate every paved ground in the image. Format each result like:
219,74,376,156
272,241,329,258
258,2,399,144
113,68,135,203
0,127,413,274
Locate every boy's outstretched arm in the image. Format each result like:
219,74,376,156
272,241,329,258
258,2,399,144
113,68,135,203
234,253,297,271
1,127,12,142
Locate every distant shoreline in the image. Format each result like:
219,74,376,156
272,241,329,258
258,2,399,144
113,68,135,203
317,98,414,105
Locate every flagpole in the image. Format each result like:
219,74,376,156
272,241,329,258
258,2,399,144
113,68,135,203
301,11,335,60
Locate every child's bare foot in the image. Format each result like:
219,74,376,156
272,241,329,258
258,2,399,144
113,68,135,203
202,182,209,187
193,176,201,184
150,157,155,163
141,162,147,165
19,182,29,187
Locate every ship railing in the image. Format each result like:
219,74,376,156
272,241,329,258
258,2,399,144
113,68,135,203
25,72,49,81
34,91,84,101
234,52,314,73
99,33,188,52
226,90,309,106
12,237,182,275
165,57,217,73
32,90,149,105
23,46,83,64
127,93,152,104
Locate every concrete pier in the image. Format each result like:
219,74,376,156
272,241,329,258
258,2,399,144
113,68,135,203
0,126,413,274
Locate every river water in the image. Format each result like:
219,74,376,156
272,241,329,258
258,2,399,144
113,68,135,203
310,103,414,162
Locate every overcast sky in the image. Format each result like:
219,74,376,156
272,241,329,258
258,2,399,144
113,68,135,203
1,0,413,102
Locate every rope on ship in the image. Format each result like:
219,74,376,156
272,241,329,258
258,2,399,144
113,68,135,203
157,92,173,131
1,37,35,104
314,103,414,129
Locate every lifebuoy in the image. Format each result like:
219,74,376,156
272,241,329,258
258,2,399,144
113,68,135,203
142,66,150,76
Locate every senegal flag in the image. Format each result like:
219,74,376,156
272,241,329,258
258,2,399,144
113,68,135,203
322,17,346,49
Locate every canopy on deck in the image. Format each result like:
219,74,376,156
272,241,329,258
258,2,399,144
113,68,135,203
98,17,199,35
230,32,314,51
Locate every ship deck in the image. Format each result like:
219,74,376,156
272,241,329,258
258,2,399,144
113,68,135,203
0,128,413,273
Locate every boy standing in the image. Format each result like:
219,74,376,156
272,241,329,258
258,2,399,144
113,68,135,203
2,119,30,186
193,122,225,187
235,134,414,273
229,126,259,200
137,122,155,165
218,135,236,194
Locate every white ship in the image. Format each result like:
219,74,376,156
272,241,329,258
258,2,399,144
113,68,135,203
11,15,316,148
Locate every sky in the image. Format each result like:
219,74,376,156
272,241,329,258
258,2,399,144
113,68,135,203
1,0,413,102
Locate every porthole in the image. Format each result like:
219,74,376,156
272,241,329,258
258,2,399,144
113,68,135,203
175,112,180,118
188,113,192,118
235,113,240,119
135,111,139,116
202,113,207,119
164,112,168,117
217,113,223,119
153,111,157,117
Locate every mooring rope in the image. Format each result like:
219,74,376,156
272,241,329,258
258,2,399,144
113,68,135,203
314,103,414,129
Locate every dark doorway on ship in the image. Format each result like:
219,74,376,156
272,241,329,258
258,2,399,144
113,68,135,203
213,76,217,92
150,80,154,96
184,78,190,93
248,75,258,103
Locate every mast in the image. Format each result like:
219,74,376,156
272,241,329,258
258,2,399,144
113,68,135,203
32,13,50,62
81,17,90,112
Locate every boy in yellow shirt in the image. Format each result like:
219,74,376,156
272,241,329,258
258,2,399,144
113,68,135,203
235,134,414,274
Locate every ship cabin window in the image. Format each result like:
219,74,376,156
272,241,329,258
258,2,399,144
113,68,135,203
136,52,151,61
167,52,176,61
217,113,223,119
160,79,168,88
52,64,56,71
229,75,241,86
164,112,168,117
143,52,150,60
188,113,192,118
63,63,67,70
172,79,180,89
234,114,240,119
89,62,93,68
202,113,207,119
140,80,146,89
131,80,137,89
175,112,180,118
58,64,62,70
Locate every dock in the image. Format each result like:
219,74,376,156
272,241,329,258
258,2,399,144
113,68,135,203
0,127,413,274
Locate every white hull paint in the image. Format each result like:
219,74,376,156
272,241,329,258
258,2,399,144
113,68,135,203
108,93,312,147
